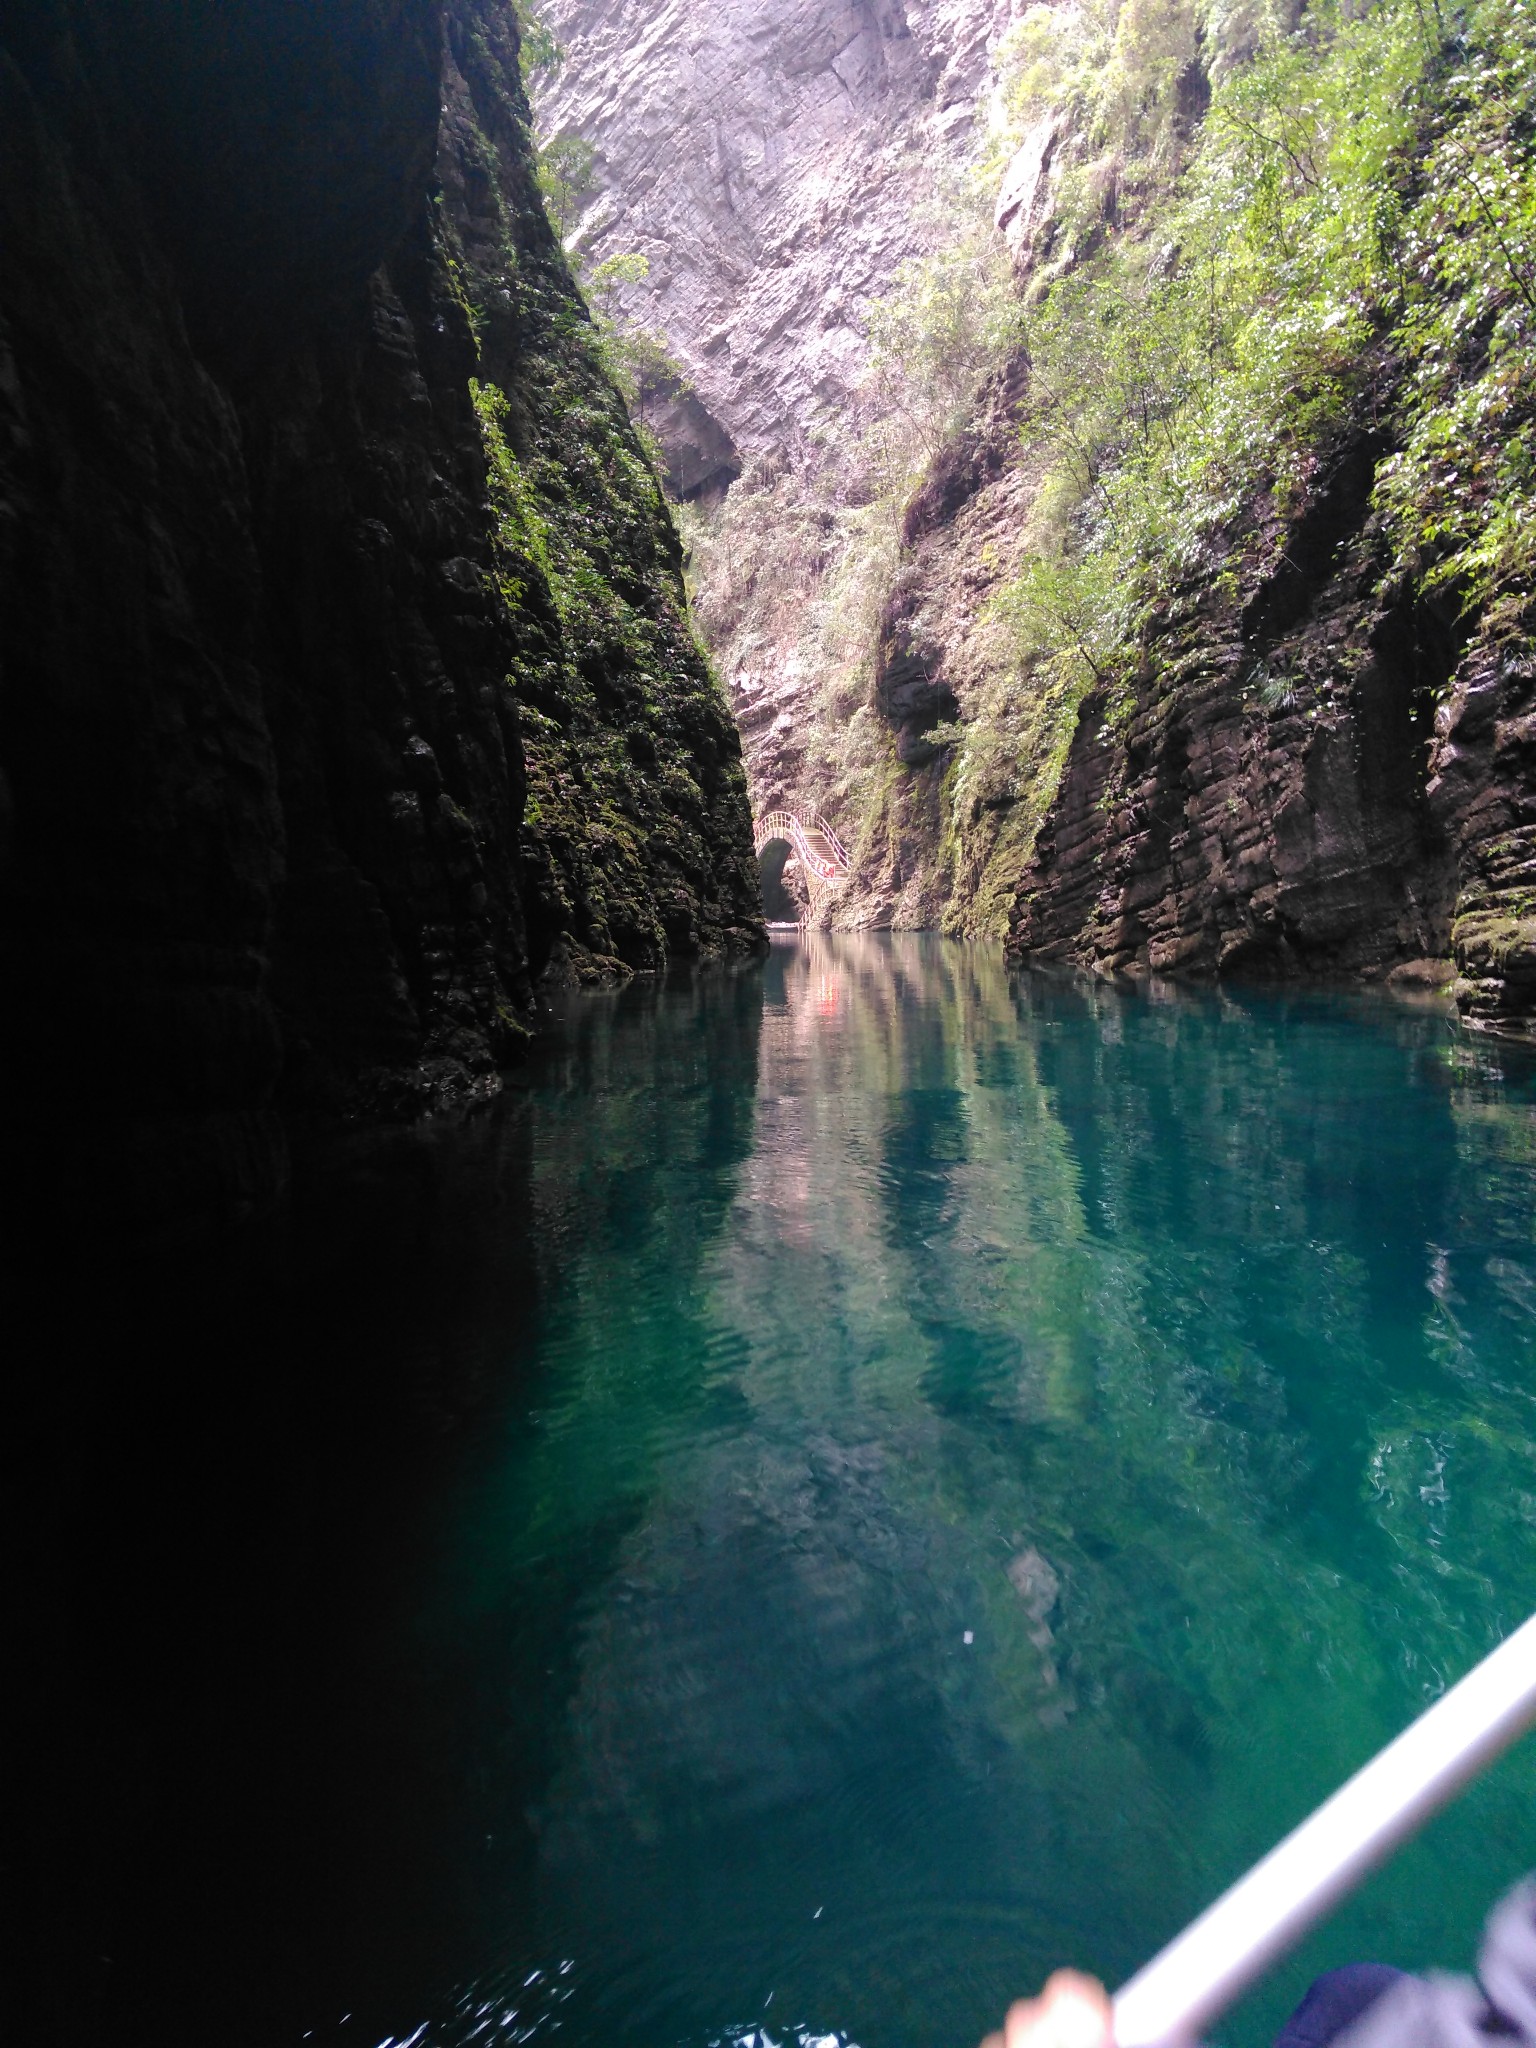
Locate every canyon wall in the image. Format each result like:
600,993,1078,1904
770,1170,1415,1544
544,0,1536,1033
535,0,1026,839
991,3,1536,1033
0,0,762,1233
537,0,1021,471
1004,482,1536,1028
1005,423,1458,986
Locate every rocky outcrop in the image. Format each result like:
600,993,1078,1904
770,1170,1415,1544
0,0,761,1235
1002,416,1536,1013
535,0,1028,836
1422,623,1536,1032
876,575,962,767
537,0,1022,472
825,345,1051,935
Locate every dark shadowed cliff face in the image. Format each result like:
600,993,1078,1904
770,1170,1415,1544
436,4,764,985
0,0,762,1235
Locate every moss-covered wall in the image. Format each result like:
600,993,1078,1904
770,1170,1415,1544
438,2,763,981
0,0,763,1235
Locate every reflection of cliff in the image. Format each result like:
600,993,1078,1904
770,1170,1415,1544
248,941,1536,2048
502,946,1536,2048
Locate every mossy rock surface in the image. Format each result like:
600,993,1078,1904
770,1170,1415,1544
440,1,764,984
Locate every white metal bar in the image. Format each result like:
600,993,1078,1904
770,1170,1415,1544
1112,1612,1536,2048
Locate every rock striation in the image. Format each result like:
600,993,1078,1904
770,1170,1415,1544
1002,406,1536,1031
0,0,762,1235
535,0,1028,834
1005,428,1456,984
537,0,1024,481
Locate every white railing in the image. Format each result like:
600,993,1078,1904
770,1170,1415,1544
752,808,851,886
1114,1611,1536,2048
808,813,849,867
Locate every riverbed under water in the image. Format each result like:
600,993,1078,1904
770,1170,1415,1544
23,935,1536,2048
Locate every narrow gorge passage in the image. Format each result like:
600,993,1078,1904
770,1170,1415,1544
539,0,1536,1028
8,3,1536,2046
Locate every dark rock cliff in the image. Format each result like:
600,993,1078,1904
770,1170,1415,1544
1003,405,1536,1033
1007,423,1454,982
0,0,762,1235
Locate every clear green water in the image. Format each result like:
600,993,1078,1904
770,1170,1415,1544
301,934,1536,2048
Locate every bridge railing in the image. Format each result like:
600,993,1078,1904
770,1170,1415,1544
805,813,849,867
752,808,851,885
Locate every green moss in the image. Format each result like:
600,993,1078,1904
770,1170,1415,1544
441,0,760,975
1452,910,1536,971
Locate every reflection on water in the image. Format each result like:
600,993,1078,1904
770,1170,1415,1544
45,936,1536,2048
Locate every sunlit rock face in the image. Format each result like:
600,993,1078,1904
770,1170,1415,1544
536,0,1025,907
537,0,1022,483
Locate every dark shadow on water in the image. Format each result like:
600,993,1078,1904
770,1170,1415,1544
11,939,1536,2048
8,961,765,2048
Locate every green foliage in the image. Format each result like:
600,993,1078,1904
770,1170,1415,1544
1373,0,1536,629
894,0,1529,933
596,321,690,425
996,0,1293,173
512,0,563,79
994,552,1138,699
570,247,693,457
998,4,1081,124
585,250,653,310
994,0,1536,715
865,234,1029,457
1099,0,1202,164
537,132,596,235
1027,0,1422,532
1253,664,1298,713
470,378,555,605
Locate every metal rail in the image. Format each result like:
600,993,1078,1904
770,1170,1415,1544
1113,1612,1536,2048
752,808,851,886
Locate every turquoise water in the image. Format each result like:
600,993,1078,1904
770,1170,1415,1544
295,934,1536,2048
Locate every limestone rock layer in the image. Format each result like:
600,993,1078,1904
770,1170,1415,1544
537,0,1022,482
